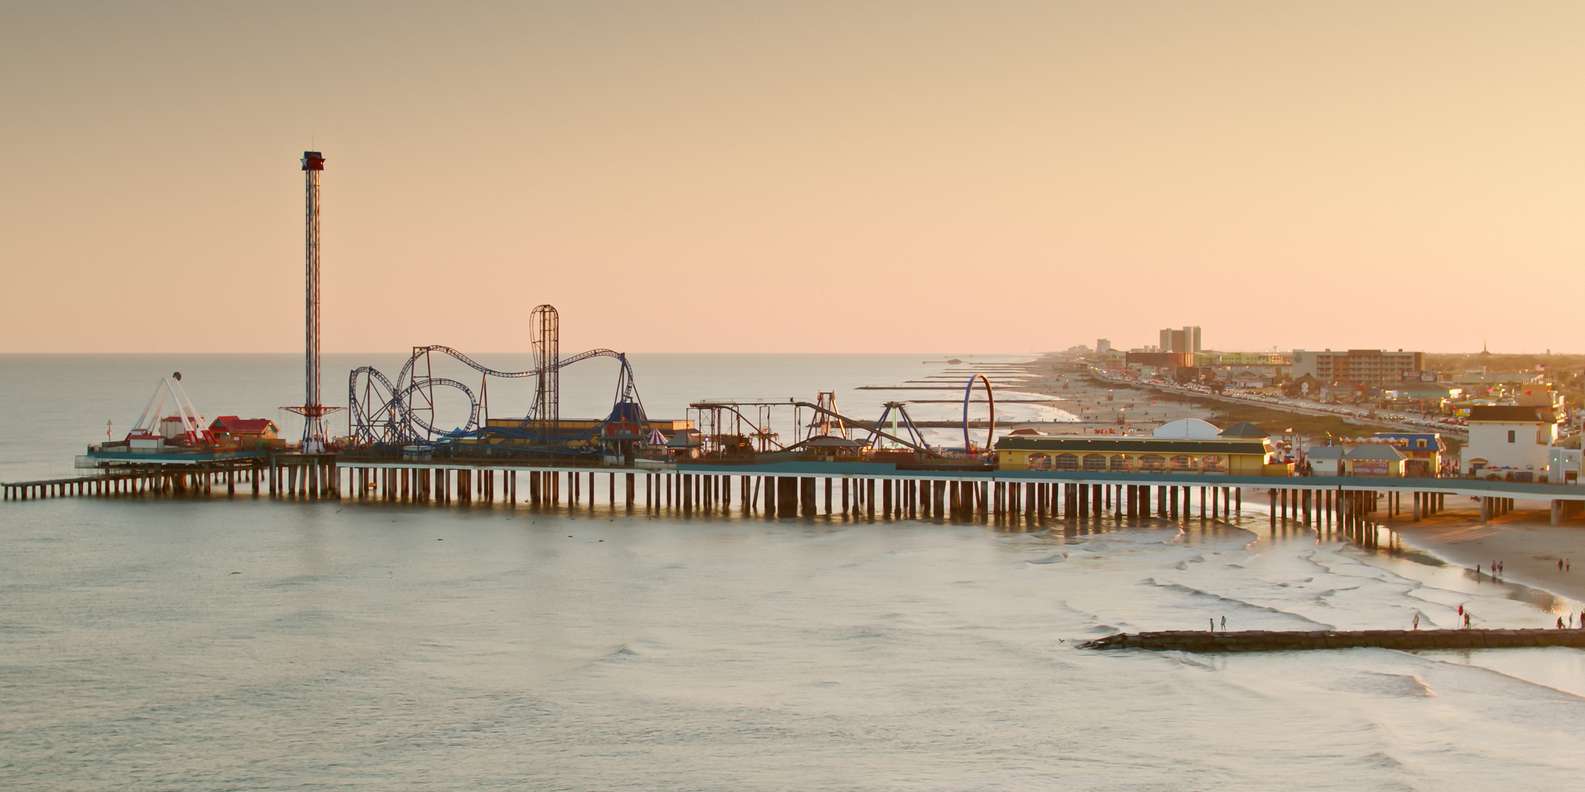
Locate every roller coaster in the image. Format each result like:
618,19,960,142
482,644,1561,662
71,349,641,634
687,373,997,459
344,302,997,462
346,305,645,447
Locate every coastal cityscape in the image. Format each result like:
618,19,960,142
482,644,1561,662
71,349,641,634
6,3,1585,790
1080,328,1581,484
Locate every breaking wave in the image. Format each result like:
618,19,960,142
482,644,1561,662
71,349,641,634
1140,577,1335,629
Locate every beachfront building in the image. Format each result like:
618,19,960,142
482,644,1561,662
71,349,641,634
1549,441,1581,485
1201,352,1291,367
1381,385,1459,413
1218,421,1271,440
1515,383,1566,417
1370,432,1446,477
1197,352,1292,383
1124,350,1195,370
1343,444,1406,477
1305,446,1347,476
1463,405,1558,479
207,416,282,449
1291,349,1424,387
996,419,1272,475
1153,418,1221,440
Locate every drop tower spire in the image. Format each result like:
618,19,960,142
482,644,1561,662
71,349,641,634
287,150,338,452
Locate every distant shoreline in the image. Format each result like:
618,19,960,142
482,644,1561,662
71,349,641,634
1001,356,1211,431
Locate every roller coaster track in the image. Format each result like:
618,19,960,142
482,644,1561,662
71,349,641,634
690,371,997,456
348,346,633,446
690,400,941,454
962,373,995,452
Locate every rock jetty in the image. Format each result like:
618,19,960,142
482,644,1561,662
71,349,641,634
1081,629,1585,653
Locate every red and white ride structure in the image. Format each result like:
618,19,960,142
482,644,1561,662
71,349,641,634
126,373,215,448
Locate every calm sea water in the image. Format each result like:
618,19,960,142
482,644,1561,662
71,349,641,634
2,354,1583,790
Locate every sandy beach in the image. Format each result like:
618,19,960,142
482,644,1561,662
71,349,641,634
1392,503,1585,607
1008,356,1212,432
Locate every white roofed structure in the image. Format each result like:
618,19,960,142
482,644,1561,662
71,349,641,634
1152,418,1222,440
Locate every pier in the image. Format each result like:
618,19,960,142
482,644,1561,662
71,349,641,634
1081,628,1585,653
8,457,1585,537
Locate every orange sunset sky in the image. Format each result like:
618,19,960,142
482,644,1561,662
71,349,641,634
2,2,1581,355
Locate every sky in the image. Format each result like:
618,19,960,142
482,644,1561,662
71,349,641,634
2,1,1581,354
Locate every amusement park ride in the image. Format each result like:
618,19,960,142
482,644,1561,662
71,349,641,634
281,150,339,454
342,301,998,464
345,304,646,452
125,373,214,449
85,149,1000,469
684,372,996,464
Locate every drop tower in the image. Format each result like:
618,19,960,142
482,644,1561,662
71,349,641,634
286,150,336,452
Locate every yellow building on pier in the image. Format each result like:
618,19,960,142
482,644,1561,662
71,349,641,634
995,435,1273,476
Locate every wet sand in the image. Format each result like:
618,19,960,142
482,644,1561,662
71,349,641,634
1392,504,1585,605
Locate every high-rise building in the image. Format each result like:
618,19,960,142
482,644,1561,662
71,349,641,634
1157,325,1203,355
1096,338,1112,355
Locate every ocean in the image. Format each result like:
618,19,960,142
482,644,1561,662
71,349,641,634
2,354,1582,790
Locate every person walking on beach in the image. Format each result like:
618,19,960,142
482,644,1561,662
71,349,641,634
1221,615,1227,631
1463,612,1471,629
1209,618,1215,632
1558,616,1566,630
1412,613,1420,631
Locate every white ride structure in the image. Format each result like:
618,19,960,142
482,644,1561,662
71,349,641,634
127,373,213,447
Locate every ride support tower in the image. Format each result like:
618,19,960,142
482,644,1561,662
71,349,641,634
286,150,338,452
